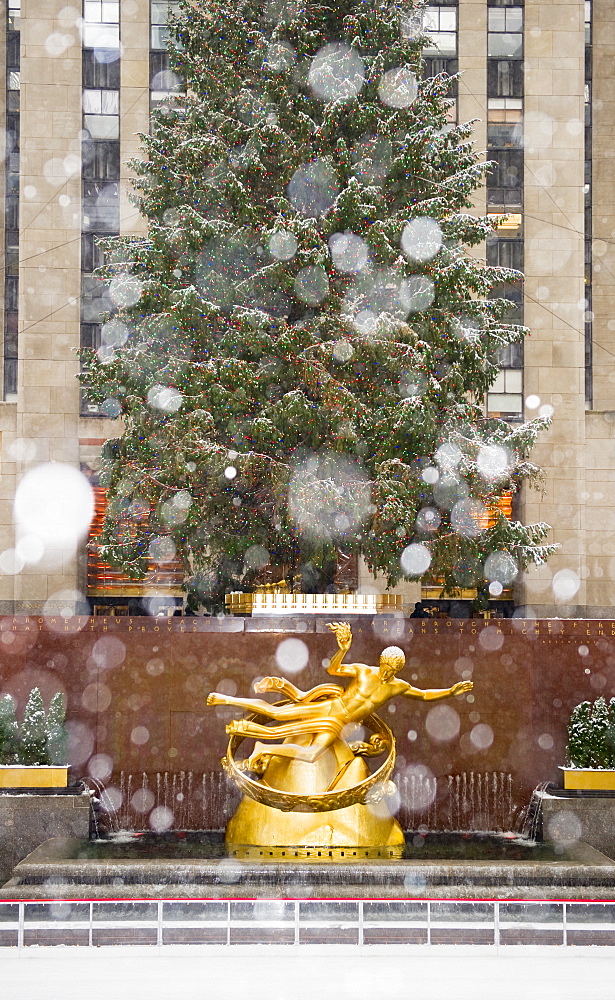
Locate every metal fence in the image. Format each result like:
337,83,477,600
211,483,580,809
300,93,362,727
2,899,615,948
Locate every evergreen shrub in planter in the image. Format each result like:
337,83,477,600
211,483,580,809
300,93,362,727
562,696,615,790
0,688,69,788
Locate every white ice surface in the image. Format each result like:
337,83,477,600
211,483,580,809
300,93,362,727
1,947,615,1000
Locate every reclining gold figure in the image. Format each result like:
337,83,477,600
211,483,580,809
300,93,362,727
208,621,472,774
207,622,473,851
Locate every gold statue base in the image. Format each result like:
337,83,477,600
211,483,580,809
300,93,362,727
225,739,405,855
227,842,404,862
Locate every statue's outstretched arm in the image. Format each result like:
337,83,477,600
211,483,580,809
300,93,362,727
253,677,308,701
254,676,344,703
326,621,356,677
401,680,473,702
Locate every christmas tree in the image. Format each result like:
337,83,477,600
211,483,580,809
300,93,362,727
79,0,556,609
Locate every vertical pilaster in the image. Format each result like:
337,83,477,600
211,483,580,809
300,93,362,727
0,0,18,611
119,0,149,234
521,0,586,614
457,0,487,175
589,0,615,412
584,1,615,613
15,0,82,608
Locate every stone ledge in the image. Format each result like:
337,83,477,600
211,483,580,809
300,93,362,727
541,792,615,860
0,792,91,888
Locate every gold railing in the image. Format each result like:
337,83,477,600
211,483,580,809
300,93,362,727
225,592,404,616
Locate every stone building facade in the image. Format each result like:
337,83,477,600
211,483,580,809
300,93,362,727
0,0,610,616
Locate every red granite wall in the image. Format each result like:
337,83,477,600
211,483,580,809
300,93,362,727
0,616,612,832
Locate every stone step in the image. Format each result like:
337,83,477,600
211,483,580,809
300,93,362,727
6,880,615,901
4,836,615,901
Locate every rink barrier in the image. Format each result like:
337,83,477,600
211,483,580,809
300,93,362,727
2,899,615,947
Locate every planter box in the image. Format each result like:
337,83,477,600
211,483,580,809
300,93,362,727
0,790,90,886
560,767,615,791
0,766,69,789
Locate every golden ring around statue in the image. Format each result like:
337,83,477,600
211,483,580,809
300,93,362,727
222,711,396,813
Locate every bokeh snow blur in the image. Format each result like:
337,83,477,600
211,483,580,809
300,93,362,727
288,451,373,542
10,464,94,571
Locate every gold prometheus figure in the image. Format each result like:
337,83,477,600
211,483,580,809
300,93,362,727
207,622,473,775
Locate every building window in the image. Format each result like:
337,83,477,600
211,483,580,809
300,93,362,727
82,181,120,232
83,88,120,140
495,342,523,370
486,223,524,417
150,4,185,117
420,4,458,105
487,237,523,272
6,31,19,68
487,7,523,58
150,52,184,111
487,148,523,209
5,195,18,231
487,389,523,419
486,0,524,394
487,98,522,147
83,48,120,88
584,0,592,407
81,274,111,324
81,3,121,415
490,279,523,324
151,1,181,51
80,323,102,351
83,1,120,49
7,68,19,111
4,276,18,313
82,140,120,182
423,6,457,58
423,56,458,80
7,0,19,29
487,59,523,98
81,233,109,274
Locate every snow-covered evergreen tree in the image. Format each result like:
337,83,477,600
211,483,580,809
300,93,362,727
46,692,68,766
20,688,50,766
0,694,19,765
79,0,556,608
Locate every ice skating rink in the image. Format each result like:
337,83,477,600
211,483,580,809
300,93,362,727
2,947,615,1000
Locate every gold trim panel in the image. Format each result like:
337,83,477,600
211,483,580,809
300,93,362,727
225,592,404,615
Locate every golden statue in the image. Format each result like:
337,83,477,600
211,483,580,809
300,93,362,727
207,622,473,856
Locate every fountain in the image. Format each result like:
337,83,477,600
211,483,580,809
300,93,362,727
4,622,615,905
4,617,615,907
86,767,513,836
